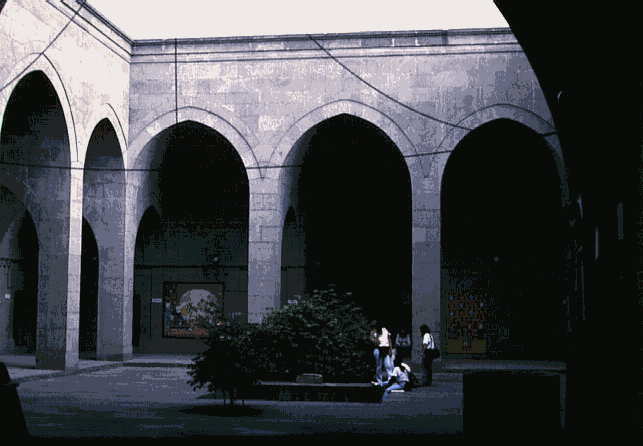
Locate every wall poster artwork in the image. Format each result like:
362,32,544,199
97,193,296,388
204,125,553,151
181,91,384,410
446,288,488,354
163,282,224,338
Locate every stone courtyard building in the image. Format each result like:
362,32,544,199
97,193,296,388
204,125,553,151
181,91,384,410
0,1,571,371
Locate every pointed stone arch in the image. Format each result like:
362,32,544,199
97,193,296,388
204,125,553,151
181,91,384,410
0,58,77,162
0,63,81,371
269,107,415,331
82,117,128,360
437,104,568,207
82,105,127,168
128,106,258,174
269,99,422,187
440,116,570,361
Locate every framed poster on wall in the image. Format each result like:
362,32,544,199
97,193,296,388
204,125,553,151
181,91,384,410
163,282,224,338
445,288,488,354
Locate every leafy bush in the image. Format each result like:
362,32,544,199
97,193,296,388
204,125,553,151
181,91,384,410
187,286,374,404
187,319,263,406
258,287,373,383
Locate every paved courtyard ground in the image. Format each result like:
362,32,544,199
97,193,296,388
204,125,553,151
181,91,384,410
15,366,465,437
3,355,566,437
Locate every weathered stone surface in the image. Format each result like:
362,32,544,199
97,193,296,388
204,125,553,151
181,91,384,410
0,2,560,361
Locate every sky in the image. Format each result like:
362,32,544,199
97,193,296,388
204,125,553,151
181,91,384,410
87,0,510,40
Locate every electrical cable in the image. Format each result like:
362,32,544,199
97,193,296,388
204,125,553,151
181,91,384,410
0,160,157,172
306,34,472,131
0,148,448,173
306,34,557,138
0,7,555,173
0,1,85,94
175,38,178,124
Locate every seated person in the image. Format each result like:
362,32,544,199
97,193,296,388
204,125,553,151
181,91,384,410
379,357,411,403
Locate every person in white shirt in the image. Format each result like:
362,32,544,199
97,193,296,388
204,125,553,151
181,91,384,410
420,324,436,386
370,320,393,386
379,358,411,403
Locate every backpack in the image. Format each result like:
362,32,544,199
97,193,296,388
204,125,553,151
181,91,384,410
429,334,440,359
408,370,420,389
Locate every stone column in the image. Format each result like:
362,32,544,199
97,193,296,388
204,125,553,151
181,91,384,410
122,178,137,358
247,177,284,324
411,156,444,369
82,163,132,361
96,183,129,361
0,260,11,353
34,162,82,372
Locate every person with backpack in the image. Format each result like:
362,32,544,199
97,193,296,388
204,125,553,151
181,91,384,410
420,324,439,386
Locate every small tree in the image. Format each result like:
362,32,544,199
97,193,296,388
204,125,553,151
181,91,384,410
187,319,263,406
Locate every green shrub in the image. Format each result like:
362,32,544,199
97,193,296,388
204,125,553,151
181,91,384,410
187,320,263,406
259,287,373,383
187,286,374,403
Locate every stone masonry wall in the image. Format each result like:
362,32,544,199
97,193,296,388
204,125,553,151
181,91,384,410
1,2,559,366
127,29,556,362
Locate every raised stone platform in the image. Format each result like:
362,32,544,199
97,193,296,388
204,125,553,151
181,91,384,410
209,381,383,403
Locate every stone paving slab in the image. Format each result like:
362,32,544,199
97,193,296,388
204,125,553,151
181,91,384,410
123,355,195,367
7,361,122,382
15,366,463,410
2,355,198,382
2,354,565,384
9,365,568,435
0,354,37,368
441,359,566,370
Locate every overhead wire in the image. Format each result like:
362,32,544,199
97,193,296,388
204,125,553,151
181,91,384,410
0,160,156,171
306,34,473,132
306,34,558,139
0,153,445,172
0,6,557,173
0,1,85,94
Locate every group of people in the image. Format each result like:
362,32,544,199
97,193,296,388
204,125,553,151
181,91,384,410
369,320,440,402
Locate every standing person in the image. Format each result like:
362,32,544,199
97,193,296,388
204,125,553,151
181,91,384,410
462,324,470,351
420,324,437,386
395,328,412,363
164,303,172,332
379,357,411,403
370,320,393,386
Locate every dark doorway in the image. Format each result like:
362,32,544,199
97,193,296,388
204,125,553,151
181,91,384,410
134,120,249,343
12,212,38,353
293,114,412,333
441,118,567,361
281,207,306,307
80,219,98,358
156,121,248,223
133,206,162,348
